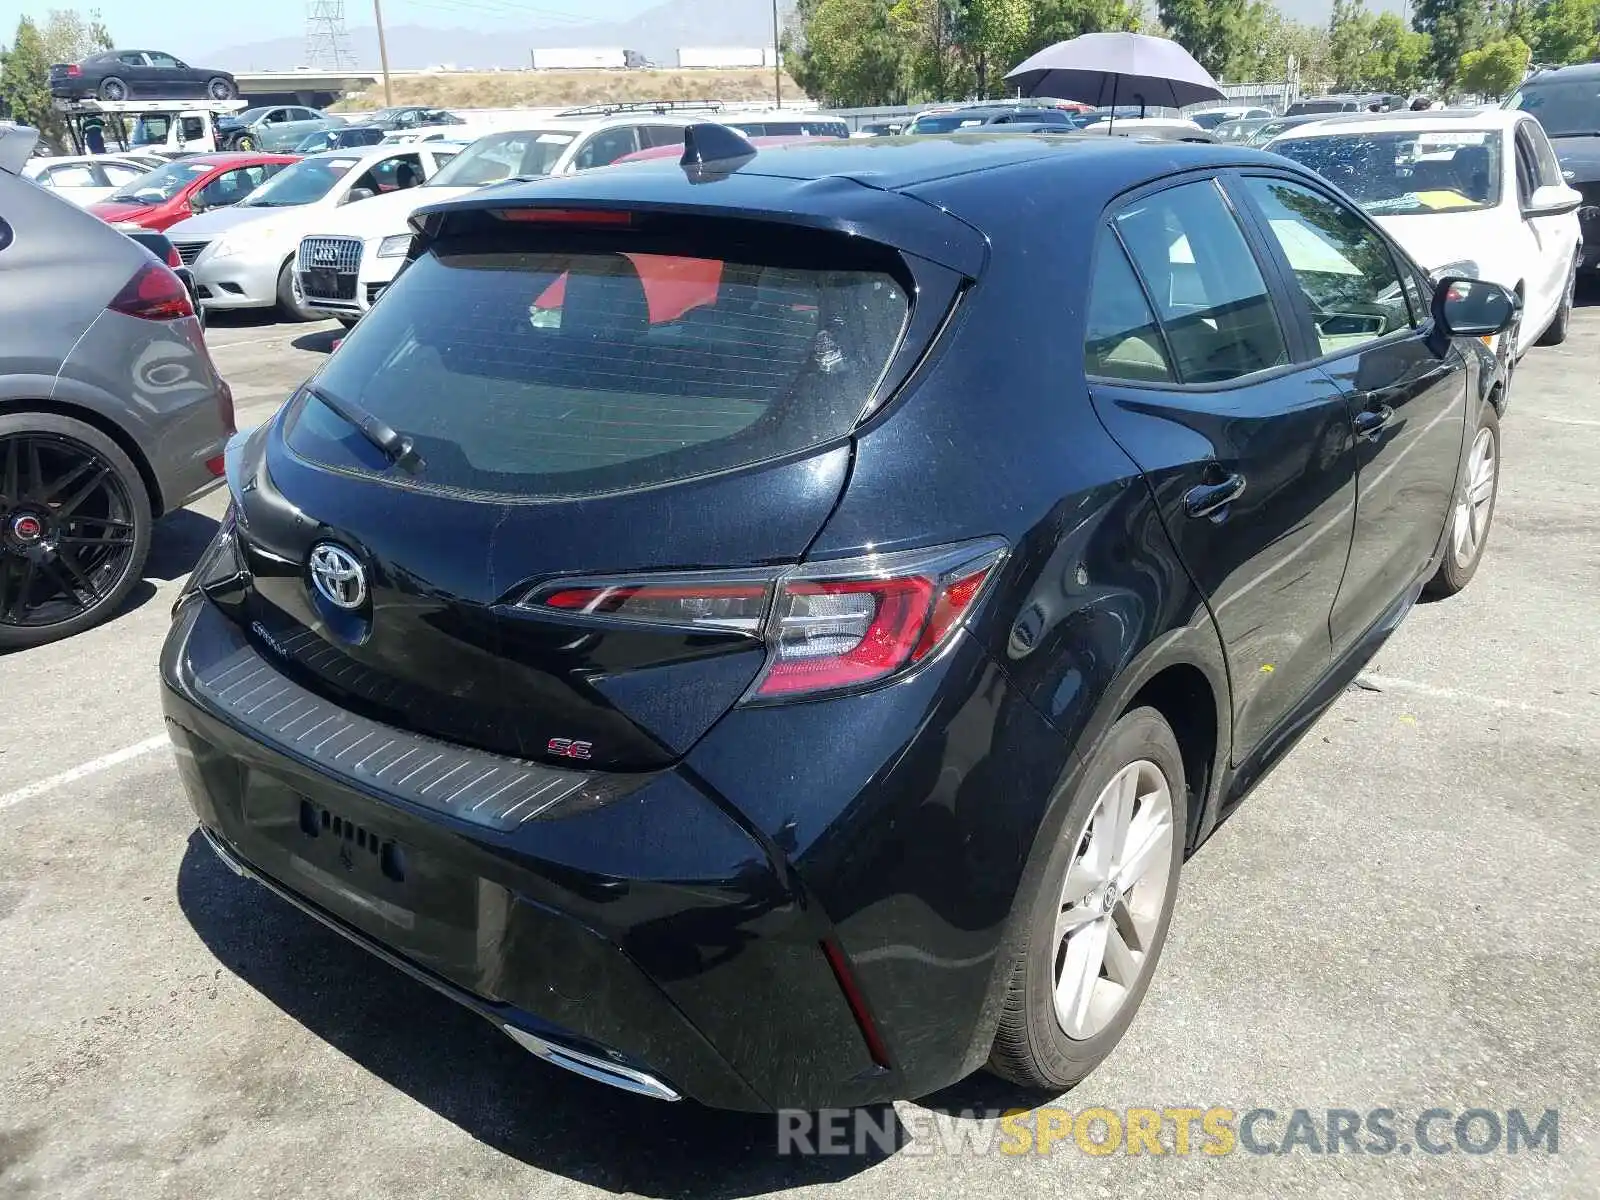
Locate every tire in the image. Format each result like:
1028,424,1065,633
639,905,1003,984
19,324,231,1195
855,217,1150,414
989,707,1189,1091
1536,253,1577,347
0,413,153,652
276,260,321,323
97,76,128,101
1426,404,1500,599
207,76,236,101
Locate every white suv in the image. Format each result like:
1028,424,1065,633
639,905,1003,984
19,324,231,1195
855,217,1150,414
295,109,715,325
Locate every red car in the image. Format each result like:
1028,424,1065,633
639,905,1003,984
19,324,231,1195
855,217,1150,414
88,152,299,232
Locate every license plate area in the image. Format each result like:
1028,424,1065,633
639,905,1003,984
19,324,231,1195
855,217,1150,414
304,266,346,298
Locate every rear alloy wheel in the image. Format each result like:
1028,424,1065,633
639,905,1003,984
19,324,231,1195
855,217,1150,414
276,260,321,322
1537,254,1578,347
1427,406,1499,599
207,76,236,101
0,415,152,651
234,134,257,152
989,707,1187,1091
97,76,128,101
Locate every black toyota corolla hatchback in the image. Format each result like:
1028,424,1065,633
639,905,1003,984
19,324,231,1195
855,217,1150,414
162,129,1514,1110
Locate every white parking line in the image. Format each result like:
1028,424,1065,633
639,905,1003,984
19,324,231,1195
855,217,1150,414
1355,674,1581,720
0,735,168,812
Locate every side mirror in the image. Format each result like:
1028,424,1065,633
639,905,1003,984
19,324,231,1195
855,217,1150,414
1523,182,1584,217
343,187,376,204
1433,276,1519,338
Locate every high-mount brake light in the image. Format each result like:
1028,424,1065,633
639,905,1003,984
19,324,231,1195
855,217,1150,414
523,539,1006,701
492,208,634,226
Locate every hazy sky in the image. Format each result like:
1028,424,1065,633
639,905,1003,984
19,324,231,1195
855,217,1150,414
12,0,657,59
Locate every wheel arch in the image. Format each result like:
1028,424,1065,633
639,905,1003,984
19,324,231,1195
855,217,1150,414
1120,662,1222,852
0,398,164,516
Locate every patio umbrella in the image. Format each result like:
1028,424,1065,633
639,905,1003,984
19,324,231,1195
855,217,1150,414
1005,33,1224,132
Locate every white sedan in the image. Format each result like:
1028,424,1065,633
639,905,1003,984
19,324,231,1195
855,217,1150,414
163,142,461,320
22,154,162,206
1267,109,1585,369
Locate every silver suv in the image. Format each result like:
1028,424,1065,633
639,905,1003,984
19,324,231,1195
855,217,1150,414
1,125,234,649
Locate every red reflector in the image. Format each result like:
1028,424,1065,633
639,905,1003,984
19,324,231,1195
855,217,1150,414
205,455,225,477
493,208,634,226
108,262,194,322
912,565,993,661
820,939,892,1069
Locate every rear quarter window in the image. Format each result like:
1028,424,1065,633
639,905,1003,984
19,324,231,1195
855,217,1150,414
287,238,911,499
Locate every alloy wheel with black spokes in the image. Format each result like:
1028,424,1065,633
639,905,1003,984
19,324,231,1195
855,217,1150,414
990,707,1189,1091
0,414,152,650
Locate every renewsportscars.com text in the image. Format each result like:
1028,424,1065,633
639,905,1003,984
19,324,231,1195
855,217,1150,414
777,1106,1560,1158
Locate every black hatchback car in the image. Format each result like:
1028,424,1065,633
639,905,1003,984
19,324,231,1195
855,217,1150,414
162,130,1514,1110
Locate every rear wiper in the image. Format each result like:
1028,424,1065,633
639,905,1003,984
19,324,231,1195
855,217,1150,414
304,384,423,471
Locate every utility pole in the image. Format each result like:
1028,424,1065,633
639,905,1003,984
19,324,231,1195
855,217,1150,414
374,0,393,106
772,0,782,108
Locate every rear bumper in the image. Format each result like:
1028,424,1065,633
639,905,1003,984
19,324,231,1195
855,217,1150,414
161,598,902,1110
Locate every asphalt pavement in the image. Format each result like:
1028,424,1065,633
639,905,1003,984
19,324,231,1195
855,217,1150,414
0,297,1596,1199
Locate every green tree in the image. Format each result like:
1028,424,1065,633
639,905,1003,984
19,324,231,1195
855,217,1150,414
1526,0,1600,63
0,17,57,142
1458,32,1531,93
1412,0,1492,89
0,10,113,146
1331,1,1433,91
1239,10,1330,85
38,8,114,64
1157,0,1274,79
786,0,917,106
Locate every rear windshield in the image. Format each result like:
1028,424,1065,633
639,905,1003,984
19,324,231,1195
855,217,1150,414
286,239,909,499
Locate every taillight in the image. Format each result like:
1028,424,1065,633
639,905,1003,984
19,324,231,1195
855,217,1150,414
108,262,194,321
216,378,236,436
522,538,1006,702
66,64,82,76
165,245,182,269
541,581,770,632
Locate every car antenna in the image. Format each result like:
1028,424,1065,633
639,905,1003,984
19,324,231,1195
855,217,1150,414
679,123,758,181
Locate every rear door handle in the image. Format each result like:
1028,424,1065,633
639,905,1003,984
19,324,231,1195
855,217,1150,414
1185,472,1247,520
1353,404,1395,441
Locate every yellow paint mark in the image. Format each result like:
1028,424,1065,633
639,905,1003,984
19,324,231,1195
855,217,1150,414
1260,664,1275,674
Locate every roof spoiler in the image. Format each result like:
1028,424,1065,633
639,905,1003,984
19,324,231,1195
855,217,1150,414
679,123,758,179
0,124,40,175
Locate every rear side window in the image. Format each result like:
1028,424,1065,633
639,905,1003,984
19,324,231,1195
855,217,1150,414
1112,180,1288,384
1085,229,1174,384
287,240,910,499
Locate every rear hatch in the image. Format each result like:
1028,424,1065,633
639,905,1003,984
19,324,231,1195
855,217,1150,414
225,189,970,771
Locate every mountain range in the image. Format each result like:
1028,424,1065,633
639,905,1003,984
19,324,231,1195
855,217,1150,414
200,0,1404,73
202,0,786,71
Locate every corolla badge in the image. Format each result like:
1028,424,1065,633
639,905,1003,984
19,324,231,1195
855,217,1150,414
308,542,367,610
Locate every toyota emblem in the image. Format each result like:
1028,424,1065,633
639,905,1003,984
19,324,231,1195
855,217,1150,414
308,543,367,610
